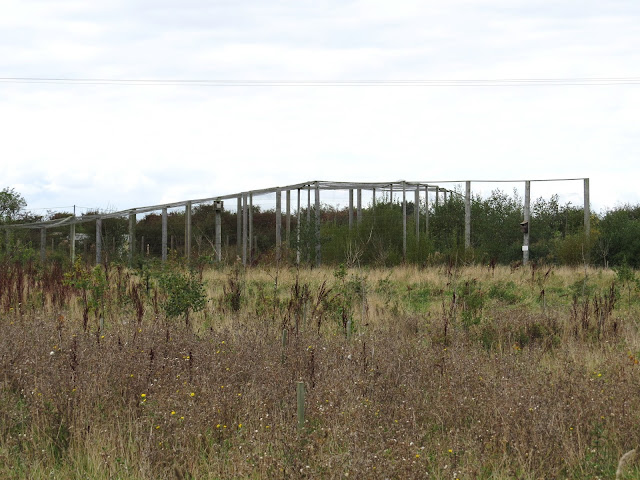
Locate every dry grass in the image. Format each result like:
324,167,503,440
1,261,639,479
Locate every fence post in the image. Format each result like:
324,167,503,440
286,189,291,246
236,196,242,257
161,207,168,262
215,201,222,262
128,212,135,266
402,181,407,261
296,188,301,265
40,228,46,263
414,185,420,240
584,178,590,264
185,202,192,261
465,181,471,249
523,181,531,265
424,185,429,237
357,188,362,225
70,220,76,264
276,188,282,263
315,182,321,266
348,189,354,230
249,194,253,263
242,193,248,266
96,217,102,265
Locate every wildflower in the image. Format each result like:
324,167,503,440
238,423,242,428
415,454,420,458
171,411,176,415
216,424,221,429
180,416,184,420
448,449,453,453
141,393,146,398
155,425,160,429
190,392,195,397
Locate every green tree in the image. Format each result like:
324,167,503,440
0,187,27,223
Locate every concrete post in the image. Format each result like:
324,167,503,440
315,182,321,266
523,181,531,265
161,207,168,262
128,212,135,266
402,182,407,260
249,193,253,263
424,185,429,237
236,196,242,256
414,186,420,240
286,189,291,245
40,228,46,264
185,201,192,260
435,187,440,210
96,217,102,265
215,201,222,262
357,189,362,225
242,193,248,266
276,188,282,263
584,178,591,264
70,220,76,264
296,188,301,265
348,189,354,230
465,181,471,249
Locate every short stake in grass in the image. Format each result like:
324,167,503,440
297,381,305,433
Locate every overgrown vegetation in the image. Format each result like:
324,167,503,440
1,258,640,479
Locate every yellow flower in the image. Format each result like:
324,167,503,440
238,424,242,428
190,392,195,397
216,424,221,429
415,454,420,458
448,449,453,453
171,411,176,415
141,393,146,398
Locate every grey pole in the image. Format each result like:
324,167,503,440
249,193,253,263
215,201,222,262
161,207,168,262
424,185,430,237
128,212,135,266
523,181,531,265
372,188,376,208
315,182,321,266
348,189,354,230
402,182,407,260
40,228,46,264
389,183,393,204
296,188,301,265
236,196,242,256
357,189,362,225
435,187,440,210
464,181,471,249
242,193,248,266
96,217,102,265
414,186,420,241
286,189,291,245
185,201,192,260
584,178,591,264
276,188,282,263
70,220,76,264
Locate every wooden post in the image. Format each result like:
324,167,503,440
523,180,530,265
40,228,46,263
424,185,430,237
185,201,192,260
161,207,168,262
584,178,591,264
128,212,135,266
348,189,354,230
96,217,102,265
315,182,321,266
296,188,301,265
465,181,471,249
357,189,362,225
414,185,420,241
242,193,248,266
249,193,253,263
297,381,305,433
215,201,222,262
286,189,291,246
236,196,242,256
276,188,282,263
402,182,407,261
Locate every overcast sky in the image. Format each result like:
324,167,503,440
1,0,639,216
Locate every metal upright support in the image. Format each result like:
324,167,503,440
242,193,248,266
286,189,291,245
185,201,192,260
348,189,354,230
315,182,321,266
70,220,76,264
96,217,102,265
424,185,430,237
402,182,407,260
215,201,222,262
161,208,168,262
414,186,420,240
296,188,301,265
584,178,591,264
357,189,362,225
249,193,253,262
464,182,471,249
40,228,46,264
276,188,282,263
128,212,135,266
236,196,242,256
523,181,531,265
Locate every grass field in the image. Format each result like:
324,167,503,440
1,260,639,479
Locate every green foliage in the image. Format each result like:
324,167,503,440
158,269,206,324
0,187,27,223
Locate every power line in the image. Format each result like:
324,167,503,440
1,77,639,87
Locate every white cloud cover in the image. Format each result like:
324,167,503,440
1,0,639,214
